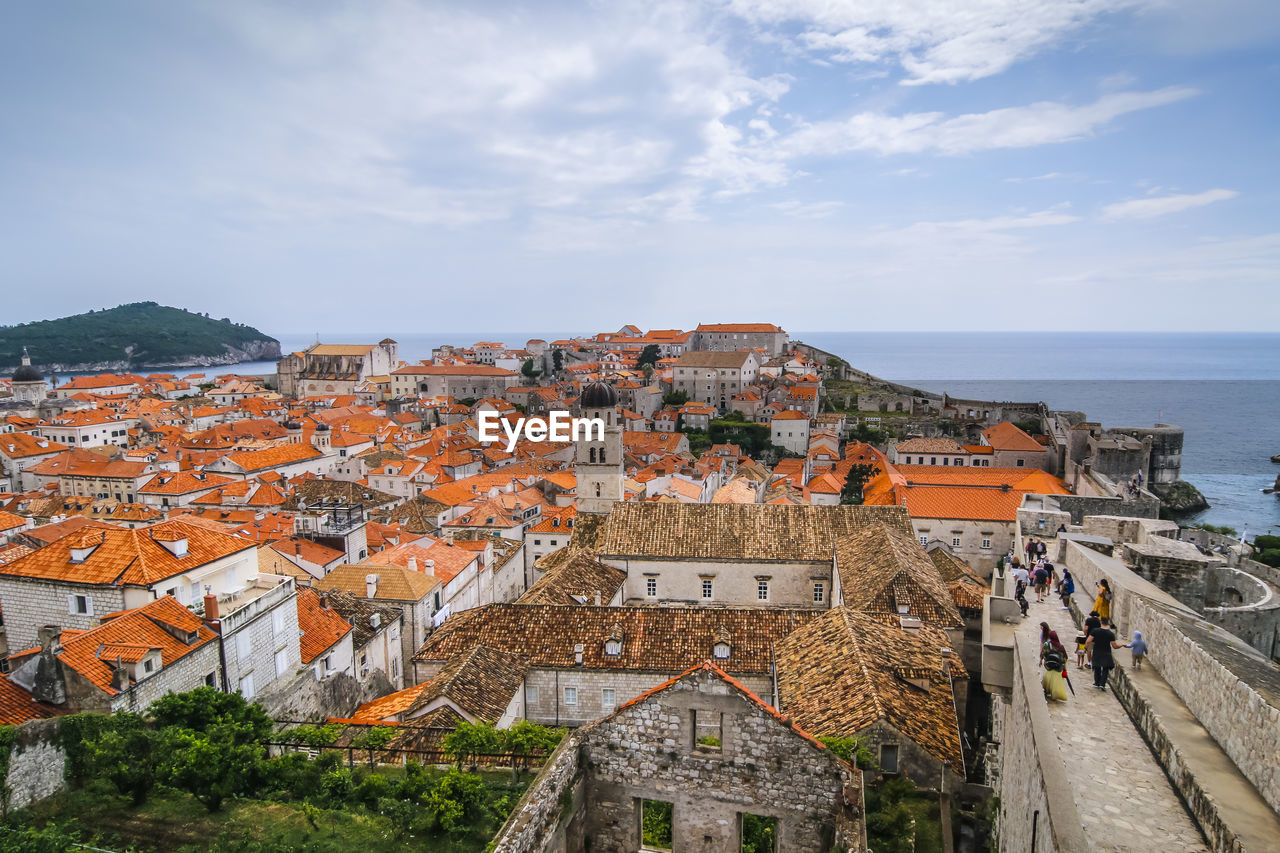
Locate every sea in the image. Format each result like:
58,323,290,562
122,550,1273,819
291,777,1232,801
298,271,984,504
185,330,1280,538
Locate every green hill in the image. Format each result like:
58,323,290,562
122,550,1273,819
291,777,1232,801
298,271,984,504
0,302,281,371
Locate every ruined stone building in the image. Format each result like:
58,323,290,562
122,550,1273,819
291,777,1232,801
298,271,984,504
490,663,865,853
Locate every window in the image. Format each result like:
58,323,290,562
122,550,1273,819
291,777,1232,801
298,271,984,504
741,814,778,852
713,641,731,659
274,648,289,678
757,579,769,601
238,672,256,699
646,577,657,597
701,578,713,599
812,582,825,604
602,688,616,709
640,799,674,851
235,631,251,661
880,743,900,773
205,672,217,688
919,535,928,547
691,709,723,752
1016,458,1025,467
981,538,992,550
604,639,622,656
272,608,286,637
322,655,334,673
68,594,92,616
952,537,961,547
563,686,578,706
534,539,541,546
143,659,154,674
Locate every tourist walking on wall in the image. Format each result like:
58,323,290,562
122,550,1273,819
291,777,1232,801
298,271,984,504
1036,539,1047,560
1094,579,1113,621
1126,631,1148,669
1033,563,1050,602
1087,618,1123,689
1040,629,1069,702
1082,610,1102,668
1025,538,1037,562
1058,569,1075,610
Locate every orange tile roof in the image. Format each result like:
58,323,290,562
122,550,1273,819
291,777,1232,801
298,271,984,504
270,536,346,568
981,421,1044,453
0,433,69,459
139,471,235,495
349,682,430,722
297,588,353,663
42,596,215,695
0,519,253,586
224,443,324,472
695,323,783,333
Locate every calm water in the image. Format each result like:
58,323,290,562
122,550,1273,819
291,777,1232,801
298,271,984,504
200,330,1280,537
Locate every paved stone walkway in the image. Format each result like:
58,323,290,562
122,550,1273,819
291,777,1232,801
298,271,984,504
1016,596,1209,852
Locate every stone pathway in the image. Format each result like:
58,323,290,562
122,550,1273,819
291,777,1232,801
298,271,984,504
1016,596,1209,852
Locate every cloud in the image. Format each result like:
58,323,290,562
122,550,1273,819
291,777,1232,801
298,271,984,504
728,0,1144,84
1101,188,1239,220
780,87,1196,157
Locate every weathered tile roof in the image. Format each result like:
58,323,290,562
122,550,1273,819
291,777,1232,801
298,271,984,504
594,502,912,562
0,519,253,586
0,674,57,724
349,681,430,722
834,524,964,629
776,607,966,774
325,589,402,650
407,645,528,723
928,548,990,612
517,552,626,606
318,563,440,602
414,604,817,674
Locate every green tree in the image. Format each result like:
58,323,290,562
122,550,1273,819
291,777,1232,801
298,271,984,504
521,358,540,379
159,725,265,811
818,735,877,770
840,462,877,505
88,714,160,804
641,799,674,849
443,720,501,770
501,720,563,779
636,344,661,369
662,390,688,406
741,813,778,852
866,776,921,853
149,686,273,742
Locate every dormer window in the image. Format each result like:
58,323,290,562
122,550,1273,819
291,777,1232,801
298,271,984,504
712,642,731,660
604,639,622,656
68,545,97,564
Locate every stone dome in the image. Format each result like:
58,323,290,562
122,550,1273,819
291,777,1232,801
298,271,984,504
315,422,331,431
579,381,618,408
11,363,42,383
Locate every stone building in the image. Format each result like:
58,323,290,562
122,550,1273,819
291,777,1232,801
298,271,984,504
7,348,48,405
691,322,789,356
670,350,760,412
388,362,519,399
490,662,865,852
584,502,913,607
413,603,818,727
275,340,399,398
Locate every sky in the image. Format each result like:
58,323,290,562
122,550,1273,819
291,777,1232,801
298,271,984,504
2,0,1278,334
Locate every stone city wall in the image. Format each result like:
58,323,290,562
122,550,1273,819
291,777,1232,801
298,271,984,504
490,734,584,853
4,718,67,810
994,631,1088,853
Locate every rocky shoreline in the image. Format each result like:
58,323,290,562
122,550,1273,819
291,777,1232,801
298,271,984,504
25,339,281,374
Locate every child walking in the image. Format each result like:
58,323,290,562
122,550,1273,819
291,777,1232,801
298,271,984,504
1126,630,1148,669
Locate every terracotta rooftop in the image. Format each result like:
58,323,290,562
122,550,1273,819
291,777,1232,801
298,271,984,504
0,519,252,586
981,421,1045,453
318,562,440,602
834,524,964,629
415,604,818,674
406,645,528,723
517,552,626,606
594,502,912,562
296,588,354,664
776,607,966,774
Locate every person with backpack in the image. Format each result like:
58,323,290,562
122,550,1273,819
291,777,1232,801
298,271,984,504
1087,618,1123,690
1093,578,1113,620
1033,563,1050,603
1058,568,1075,610
1015,578,1029,617
1039,625,1069,701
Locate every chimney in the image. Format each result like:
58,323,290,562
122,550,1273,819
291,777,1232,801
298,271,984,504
111,656,130,692
574,643,584,666
423,559,435,574
940,647,953,677
32,626,68,705
203,593,219,620
365,574,379,599
320,591,330,609
594,590,602,606
407,556,418,573
370,612,381,630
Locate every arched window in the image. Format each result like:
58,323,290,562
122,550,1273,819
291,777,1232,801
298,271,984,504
589,447,597,463
599,449,606,464
595,483,601,497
